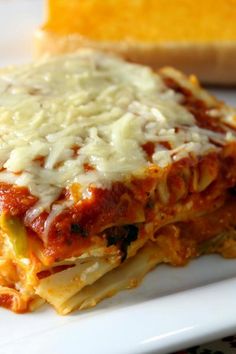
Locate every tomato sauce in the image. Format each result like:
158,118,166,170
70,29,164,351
0,293,13,311
142,142,155,159
35,182,143,244
0,183,38,216
178,197,236,243
163,77,226,133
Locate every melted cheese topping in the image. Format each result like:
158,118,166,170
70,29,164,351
0,50,233,215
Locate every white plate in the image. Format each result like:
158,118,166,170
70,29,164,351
0,1,236,354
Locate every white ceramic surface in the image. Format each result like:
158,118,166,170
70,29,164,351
0,1,235,354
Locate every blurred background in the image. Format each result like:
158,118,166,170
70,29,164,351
0,0,42,66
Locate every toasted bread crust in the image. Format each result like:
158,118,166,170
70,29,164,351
34,29,236,86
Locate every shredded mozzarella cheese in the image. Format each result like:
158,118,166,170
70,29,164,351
0,50,233,216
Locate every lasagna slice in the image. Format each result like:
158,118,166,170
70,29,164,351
0,50,236,314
